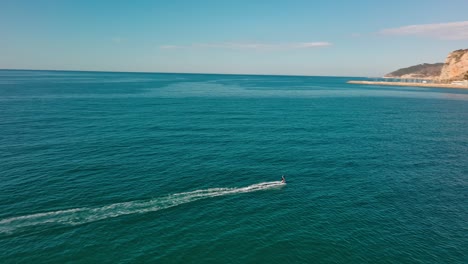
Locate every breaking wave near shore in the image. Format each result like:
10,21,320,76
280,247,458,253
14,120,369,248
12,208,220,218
0,181,284,234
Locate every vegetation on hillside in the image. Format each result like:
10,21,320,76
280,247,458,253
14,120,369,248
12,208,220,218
385,63,444,78
452,49,468,63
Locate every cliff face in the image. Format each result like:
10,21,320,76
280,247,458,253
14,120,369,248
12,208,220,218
384,49,468,81
439,49,468,81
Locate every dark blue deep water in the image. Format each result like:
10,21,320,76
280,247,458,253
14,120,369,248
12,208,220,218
0,70,467,263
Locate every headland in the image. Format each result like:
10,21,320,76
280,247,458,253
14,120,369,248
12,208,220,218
349,49,468,89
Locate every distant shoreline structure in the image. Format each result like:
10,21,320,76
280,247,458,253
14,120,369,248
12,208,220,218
348,80,468,89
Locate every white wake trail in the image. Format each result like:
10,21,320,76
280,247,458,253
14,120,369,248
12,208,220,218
0,181,284,234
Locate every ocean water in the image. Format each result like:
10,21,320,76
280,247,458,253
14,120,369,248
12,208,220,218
0,70,467,263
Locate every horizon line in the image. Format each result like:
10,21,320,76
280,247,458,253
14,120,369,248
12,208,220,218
0,68,367,78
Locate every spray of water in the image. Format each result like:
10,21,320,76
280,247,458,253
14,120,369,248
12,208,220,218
0,181,284,234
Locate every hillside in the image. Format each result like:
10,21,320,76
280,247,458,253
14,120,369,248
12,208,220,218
384,49,468,81
384,63,444,79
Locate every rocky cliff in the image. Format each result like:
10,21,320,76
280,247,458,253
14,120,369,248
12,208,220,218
384,49,468,81
439,49,468,81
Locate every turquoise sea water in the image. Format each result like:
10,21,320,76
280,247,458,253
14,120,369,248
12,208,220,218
0,70,467,263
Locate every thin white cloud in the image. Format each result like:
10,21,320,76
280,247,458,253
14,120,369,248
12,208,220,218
160,42,332,50
291,42,332,48
380,21,468,40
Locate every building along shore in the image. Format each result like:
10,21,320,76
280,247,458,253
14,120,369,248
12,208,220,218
348,80,468,89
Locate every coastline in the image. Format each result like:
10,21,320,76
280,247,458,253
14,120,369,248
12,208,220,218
348,80,468,89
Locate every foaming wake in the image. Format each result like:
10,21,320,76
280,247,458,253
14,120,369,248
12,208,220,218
0,181,284,234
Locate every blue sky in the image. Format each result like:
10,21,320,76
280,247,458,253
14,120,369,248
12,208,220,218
1,0,467,76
